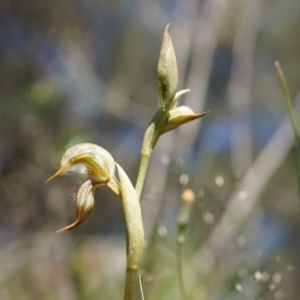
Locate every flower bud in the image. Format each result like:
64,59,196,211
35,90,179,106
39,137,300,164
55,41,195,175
157,24,178,110
56,180,97,233
162,106,209,133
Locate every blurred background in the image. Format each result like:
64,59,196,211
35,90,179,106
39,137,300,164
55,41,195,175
0,0,300,299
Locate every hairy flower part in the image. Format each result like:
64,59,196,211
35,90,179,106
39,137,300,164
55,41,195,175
46,143,115,183
56,180,99,233
162,106,209,133
157,24,178,110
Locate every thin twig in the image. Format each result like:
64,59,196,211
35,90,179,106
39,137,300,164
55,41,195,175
139,274,145,300
176,189,195,300
193,91,300,273
228,0,263,175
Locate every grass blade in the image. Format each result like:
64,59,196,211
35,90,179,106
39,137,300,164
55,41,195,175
275,61,300,202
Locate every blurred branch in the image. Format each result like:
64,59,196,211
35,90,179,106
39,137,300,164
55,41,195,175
173,0,199,77
194,90,300,273
60,45,154,127
228,0,263,176
174,0,231,159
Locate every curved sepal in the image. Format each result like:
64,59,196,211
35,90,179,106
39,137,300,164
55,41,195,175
56,180,98,233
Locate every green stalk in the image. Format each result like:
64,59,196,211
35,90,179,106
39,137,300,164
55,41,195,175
124,23,175,297
275,61,300,202
177,242,187,300
124,23,208,299
135,108,169,200
117,164,144,300
176,189,195,300
135,24,178,200
124,24,180,299
123,107,168,300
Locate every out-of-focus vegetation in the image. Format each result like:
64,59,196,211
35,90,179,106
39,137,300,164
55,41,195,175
0,0,300,299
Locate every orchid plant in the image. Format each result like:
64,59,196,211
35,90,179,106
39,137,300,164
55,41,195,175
47,24,208,300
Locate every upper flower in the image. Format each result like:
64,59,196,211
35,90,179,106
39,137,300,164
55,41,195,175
157,25,209,130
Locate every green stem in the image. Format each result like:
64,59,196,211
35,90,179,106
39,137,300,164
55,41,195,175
124,268,139,300
124,24,178,299
135,108,169,200
176,189,195,300
177,241,187,300
121,108,168,300
275,61,300,202
117,164,144,300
